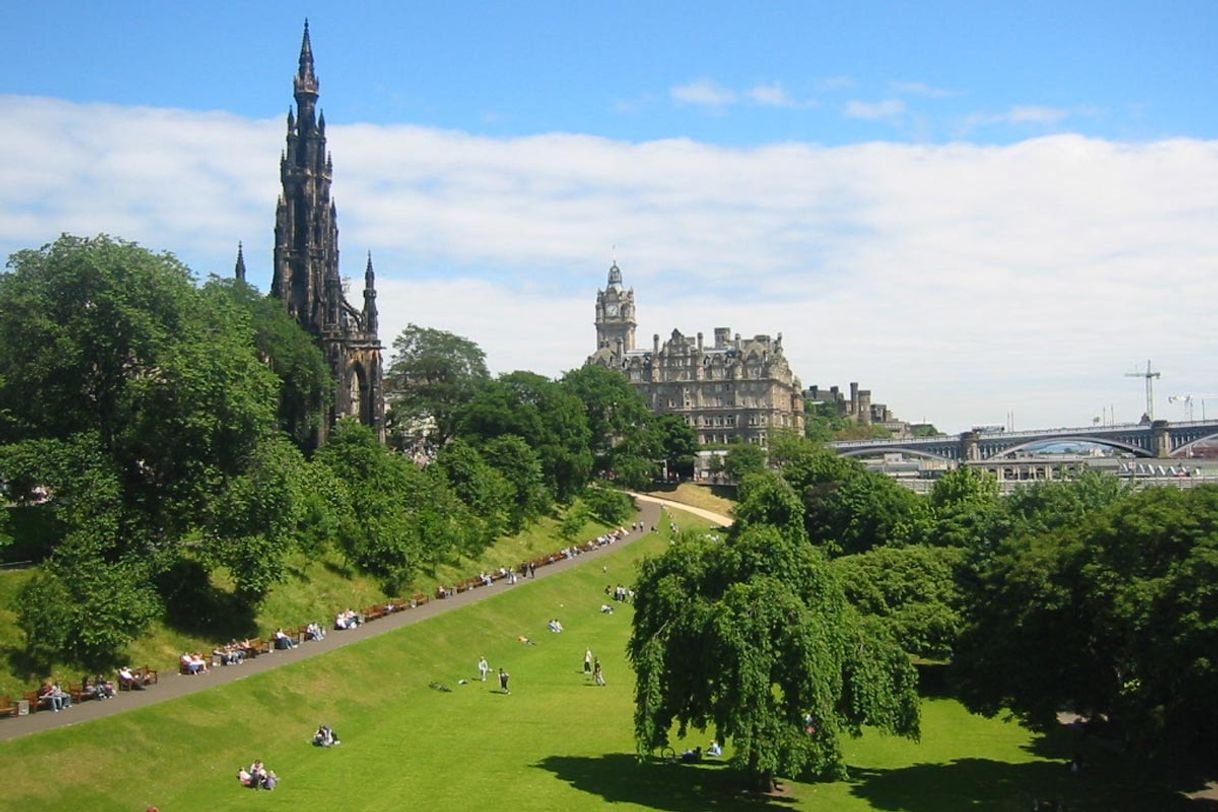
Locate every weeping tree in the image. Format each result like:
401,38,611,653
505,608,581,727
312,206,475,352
628,472,920,790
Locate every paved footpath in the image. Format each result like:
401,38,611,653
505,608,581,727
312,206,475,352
0,494,731,743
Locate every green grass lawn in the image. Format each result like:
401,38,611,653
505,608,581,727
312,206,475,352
0,510,1191,811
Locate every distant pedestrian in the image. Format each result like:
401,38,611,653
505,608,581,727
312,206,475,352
584,649,593,675
478,656,489,682
498,667,511,694
593,658,605,686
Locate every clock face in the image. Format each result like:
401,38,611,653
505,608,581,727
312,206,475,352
606,303,619,317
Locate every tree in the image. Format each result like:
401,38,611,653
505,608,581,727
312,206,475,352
456,371,592,502
928,467,1001,548
651,413,697,479
204,278,332,450
385,324,489,447
435,438,514,546
580,485,634,526
833,545,965,660
770,434,927,555
629,522,920,789
316,419,469,590
479,434,550,532
954,485,1218,758
723,442,767,481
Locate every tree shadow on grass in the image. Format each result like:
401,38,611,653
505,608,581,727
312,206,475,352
157,559,257,640
534,753,796,811
846,757,1202,812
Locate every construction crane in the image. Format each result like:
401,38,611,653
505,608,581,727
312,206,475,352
1126,360,1160,420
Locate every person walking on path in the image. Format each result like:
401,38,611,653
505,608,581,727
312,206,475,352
584,649,593,676
498,667,511,695
478,656,489,682
593,658,605,686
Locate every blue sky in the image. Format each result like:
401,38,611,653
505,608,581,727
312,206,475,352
2,2,1216,431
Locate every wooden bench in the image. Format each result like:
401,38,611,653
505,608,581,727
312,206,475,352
0,695,20,718
363,604,387,621
23,690,42,712
411,592,429,607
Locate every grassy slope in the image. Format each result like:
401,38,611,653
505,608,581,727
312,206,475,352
0,508,1188,811
643,482,737,517
0,512,616,698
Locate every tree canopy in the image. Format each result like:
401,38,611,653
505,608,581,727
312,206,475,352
629,471,920,789
954,483,1217,759
385,323,490,448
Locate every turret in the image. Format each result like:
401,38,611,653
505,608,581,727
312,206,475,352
234,242,247,282
293,19,319,127
363,252,379,336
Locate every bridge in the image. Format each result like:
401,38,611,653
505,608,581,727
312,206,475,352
829,419,1218,463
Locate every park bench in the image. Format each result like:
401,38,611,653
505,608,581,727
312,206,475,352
363,604,387,621
292,624,311,643
243,638,273,658
68,682,93,703
23,690,41,712
0,695,20,718
410,592,429,607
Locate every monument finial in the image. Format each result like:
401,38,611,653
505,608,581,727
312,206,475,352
234,241,247,282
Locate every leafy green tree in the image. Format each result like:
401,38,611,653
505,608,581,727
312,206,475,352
833,545,965,660
0,235,281,546
771,434,927,555
561,364,653,465
651,413,697,479
629,522,920,789
928,467,1001,548
385,324,490,447
954,485,1218,758
479,434,550,532
723,442,767,481
319,423,453,586
580,485,633,526
734,471,808,545
456,371,592,502
435,438,514,546
204,278,332,450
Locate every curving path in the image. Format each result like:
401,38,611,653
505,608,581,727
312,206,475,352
0,495,730,743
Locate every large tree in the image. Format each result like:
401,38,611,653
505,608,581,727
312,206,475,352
204,278,332,450
0,236,298,662
561,364,657,486
456,371,592,502
955,484,1218,758
629,471,920,789
385,323,489,448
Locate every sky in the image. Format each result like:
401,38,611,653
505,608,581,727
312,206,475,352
1,1,1216,433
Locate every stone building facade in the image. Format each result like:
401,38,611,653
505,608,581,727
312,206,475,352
240,23,385,444
587,263,804,446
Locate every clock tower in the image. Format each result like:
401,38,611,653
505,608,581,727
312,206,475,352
594,262,636,353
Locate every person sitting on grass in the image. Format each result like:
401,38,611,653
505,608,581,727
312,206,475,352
313,724,341,747
707,740,722,757
680,746,702,763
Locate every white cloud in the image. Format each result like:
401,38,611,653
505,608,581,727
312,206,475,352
2,95,1217,433
818,76,856,91
670,79,737,107
843,99,907,120
961,104,1076,133
891,80,960,98
746,82,807,108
